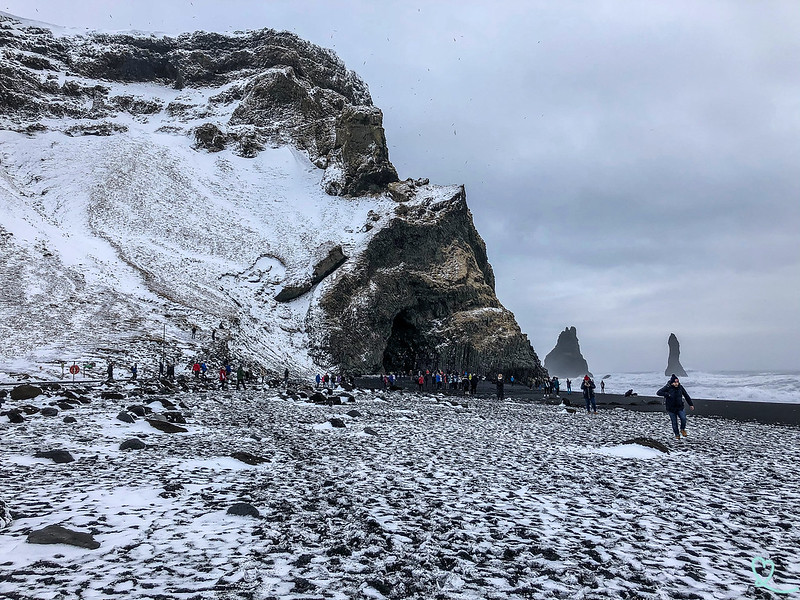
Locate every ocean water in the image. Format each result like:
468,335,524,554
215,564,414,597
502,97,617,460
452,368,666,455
596,371,800,404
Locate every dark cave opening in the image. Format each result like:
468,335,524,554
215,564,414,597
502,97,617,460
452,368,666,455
382,310,434,373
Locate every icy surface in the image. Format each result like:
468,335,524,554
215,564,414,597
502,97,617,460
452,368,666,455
1,387,798,599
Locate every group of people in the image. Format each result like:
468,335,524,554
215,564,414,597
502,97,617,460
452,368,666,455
315,373,355,389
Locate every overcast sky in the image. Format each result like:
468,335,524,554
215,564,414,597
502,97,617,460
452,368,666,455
5,1,799,373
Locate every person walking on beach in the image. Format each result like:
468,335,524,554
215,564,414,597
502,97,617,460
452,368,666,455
600,380,605,394
236,365,246,390
566,378,572,394
657,374,694,439
581,375,596,414
496,373,505,400
191,325,197,339
106,362,114,382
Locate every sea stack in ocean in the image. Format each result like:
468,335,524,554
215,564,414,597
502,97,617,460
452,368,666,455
665,333,688,377
544,326,590,377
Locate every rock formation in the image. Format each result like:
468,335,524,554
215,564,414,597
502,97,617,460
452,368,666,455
543,327,590,378
0,14,546,379
665,333,688,377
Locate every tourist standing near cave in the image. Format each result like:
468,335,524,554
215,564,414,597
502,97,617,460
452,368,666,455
657,374,695,439
581,375,596,414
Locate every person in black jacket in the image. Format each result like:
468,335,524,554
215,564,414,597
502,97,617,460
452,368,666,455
657,374,695,439
581,375,596,413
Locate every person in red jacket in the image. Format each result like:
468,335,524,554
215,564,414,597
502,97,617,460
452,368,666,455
192,362,201,379
219,367,227,390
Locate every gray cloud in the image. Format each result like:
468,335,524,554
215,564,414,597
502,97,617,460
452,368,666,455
6,0,799,371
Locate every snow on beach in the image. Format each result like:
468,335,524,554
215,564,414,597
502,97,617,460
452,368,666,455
2,385,799,599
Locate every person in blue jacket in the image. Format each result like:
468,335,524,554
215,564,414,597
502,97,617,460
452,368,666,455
657,374,695,439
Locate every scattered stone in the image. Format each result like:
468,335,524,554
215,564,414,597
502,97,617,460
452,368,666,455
0,498,11,529
18,404,41,415
6,410,24,423
346,409,361,418
622,438,670,454
34,450,75,463
119,438,147,451
329,418,346,428
146,419,188,433
231,451,269,465
363,427,379,436
62,390,79,400
27,525,100,549
10,384,43,401
126,405,150,417
63,416,77,424
227,503,260,518
310,392,327,404
116,411,136,424
101,391,126,400
163,411,186,424
326,544,352,557
57,402,75,410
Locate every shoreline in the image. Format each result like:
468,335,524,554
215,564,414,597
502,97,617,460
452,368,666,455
358,377,800,427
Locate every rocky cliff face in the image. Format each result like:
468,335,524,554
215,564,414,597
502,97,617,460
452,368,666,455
309,184,545,378
543,327,590,378
0,14,545,378
665,333,688,377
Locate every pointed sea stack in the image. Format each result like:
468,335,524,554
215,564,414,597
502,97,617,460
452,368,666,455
665,333,688,377
544,327,590,377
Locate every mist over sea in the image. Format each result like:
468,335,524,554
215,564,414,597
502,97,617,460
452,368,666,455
597,371,800,404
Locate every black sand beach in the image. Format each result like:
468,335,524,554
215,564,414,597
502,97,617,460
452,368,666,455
361,377,800,427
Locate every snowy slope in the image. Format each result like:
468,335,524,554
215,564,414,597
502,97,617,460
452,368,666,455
0,113,403,376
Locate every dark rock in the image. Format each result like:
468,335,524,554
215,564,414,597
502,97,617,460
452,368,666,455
126,405,151,417
18,404,40,415
41,407,60,418
63,416,77,424
7,410,24,423
101,391,126,400
227,503,260,517
116,411,136,423
363,427,379,436
622,438,670,454
328,418,346,428
231,451,269,465
310,392,327,404
334,105,398,195
194,122,226,151
326,544,352,557
162,411,186,424
346,409,361,418
119,438,147,451
27,525,100,549
544,326,590,378
10,384,43,401
34,450,75,463
665,333,688,377
146,419,188,433
62,390,79,400
0,498,11,529
56,402,75,410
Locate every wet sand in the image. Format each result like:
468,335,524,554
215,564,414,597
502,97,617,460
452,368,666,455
361,378,800,427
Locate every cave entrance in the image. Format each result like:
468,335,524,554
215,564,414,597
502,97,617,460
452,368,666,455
382,310,433,373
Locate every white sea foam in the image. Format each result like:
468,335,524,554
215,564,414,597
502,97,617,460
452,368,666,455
597,370,800,404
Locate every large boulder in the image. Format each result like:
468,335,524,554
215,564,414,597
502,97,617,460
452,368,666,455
665,333,688,377
34,450,75,463
544,327,590,378
10,384,43,401
27,525,100,549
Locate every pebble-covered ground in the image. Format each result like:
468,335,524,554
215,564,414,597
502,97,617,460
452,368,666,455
1,382,799,600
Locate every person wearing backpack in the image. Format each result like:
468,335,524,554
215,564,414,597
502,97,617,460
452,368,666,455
581,375,596,413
